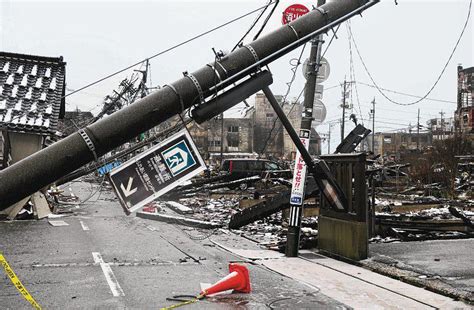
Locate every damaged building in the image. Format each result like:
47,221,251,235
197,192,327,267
456,65,474,139
0,51,66,169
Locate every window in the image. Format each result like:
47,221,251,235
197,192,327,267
228,126,239,133
228,139,239,147
248,161,264,171
266,113,274,118
232,161,247,171
208,140,221,147
265,162,279,170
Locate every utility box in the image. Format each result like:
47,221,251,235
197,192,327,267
318,153,368,260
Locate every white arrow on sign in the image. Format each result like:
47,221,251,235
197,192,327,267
120,177,137,198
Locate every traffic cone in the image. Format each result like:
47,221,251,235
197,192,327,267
200,263,251,297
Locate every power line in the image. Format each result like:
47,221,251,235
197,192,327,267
232,0,277,52
347,0,472,106
355,81,456,104
6,2,276,124
65,1,276,99
346,21,365,125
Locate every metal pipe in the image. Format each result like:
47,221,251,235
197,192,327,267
0,0,378,209
191,70,272,124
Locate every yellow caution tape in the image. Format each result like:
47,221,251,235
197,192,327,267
0,253,42,310
160,294,204,310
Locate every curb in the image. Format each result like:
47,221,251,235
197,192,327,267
136,211,222,229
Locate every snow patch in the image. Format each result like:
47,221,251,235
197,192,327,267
30,65,38,76
20,75,28,87
49,77,57,90
10,85,19,98
2,62,10,73
35,77,43,88
16,65,24,74
6,74,14,85
25,87,33,100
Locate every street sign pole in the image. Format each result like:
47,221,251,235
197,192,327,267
286,0,326,257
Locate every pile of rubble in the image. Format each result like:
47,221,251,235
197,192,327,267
140,187,319,252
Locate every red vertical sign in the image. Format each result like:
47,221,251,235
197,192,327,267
282,4,310,25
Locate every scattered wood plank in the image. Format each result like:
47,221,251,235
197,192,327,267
5,196,31,220
164,201,193,215
32,192,51,219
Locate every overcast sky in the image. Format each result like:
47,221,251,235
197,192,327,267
1,0,472,153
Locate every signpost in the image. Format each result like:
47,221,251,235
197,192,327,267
302,57,330,83
108,130,206,214
282,4,309,25
289,129,310,208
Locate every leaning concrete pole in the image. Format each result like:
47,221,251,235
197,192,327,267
0,0,378,209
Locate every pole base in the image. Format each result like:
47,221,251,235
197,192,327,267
286,226,301,257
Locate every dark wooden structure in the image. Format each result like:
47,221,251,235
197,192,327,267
318,153,368,260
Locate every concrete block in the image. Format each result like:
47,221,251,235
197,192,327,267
318,215,368,261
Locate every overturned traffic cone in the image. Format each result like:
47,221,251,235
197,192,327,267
200,263,251,297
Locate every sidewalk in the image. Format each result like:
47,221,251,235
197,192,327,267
208,233,469,309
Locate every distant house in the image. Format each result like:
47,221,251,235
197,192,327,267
0,51,66,168
57,110,94,137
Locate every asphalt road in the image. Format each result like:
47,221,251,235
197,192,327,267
370,238,474,295
0,181,346,309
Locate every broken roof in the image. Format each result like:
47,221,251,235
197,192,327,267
0,51,66,135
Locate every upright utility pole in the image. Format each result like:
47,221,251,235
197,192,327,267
371,97,375,153
439,110,445,140
220,113,224,164
327,123,332,154
286,0,326,257
417,108,420,150
341,79,347,142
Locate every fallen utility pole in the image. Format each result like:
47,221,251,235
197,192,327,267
0,0,379,209
56,118,192,186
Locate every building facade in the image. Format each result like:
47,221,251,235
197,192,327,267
373,132,432,159
456,65,474,136
427,117,455,140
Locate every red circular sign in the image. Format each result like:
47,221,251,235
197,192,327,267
282,4,310,25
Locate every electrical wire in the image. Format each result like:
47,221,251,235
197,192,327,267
252,0,279,40
232,0,274,52
355,81,457,104
348,0,472,106
346,21,365,126
6,1,276,125
65,1,276,100
321,24,341,58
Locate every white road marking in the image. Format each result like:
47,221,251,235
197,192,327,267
80,221,90,231
146,225,158,232
92,252,125,297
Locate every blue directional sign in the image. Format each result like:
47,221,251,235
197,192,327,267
97,161,121,176
108,130,206,214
